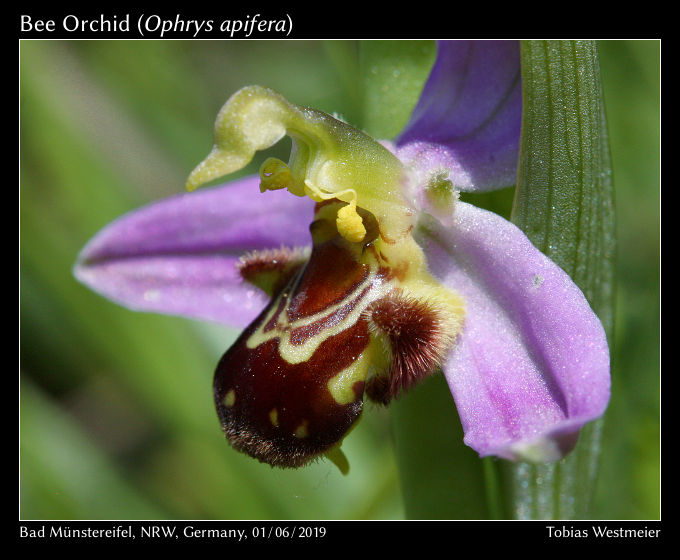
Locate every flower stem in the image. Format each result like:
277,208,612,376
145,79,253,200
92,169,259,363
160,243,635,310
482,458,505,520
390,374,489,519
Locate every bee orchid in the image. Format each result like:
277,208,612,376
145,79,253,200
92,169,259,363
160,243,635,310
74,40,610,471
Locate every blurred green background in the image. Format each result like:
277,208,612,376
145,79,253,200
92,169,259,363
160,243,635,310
19,40,659,520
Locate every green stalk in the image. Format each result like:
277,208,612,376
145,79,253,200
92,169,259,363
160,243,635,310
506,40,616,519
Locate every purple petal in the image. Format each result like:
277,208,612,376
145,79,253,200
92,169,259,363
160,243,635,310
397,40,522,193
74,176,315,328
417,202,610,462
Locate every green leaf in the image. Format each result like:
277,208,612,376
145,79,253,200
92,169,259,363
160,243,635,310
505,40,616,519
359,40,436,139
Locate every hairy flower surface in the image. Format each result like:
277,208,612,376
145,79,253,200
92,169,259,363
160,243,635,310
75,41,610,469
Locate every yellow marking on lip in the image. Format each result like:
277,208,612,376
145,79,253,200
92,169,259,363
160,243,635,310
223,389,236,407
327,346,380,405
246,260,396,365
269,408,279,427
294,420,309,439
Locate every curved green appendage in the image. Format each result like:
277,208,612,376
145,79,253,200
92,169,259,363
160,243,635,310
186,86,410,241
325,446,350,476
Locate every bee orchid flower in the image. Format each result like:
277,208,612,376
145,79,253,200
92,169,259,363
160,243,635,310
74,40,610,470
